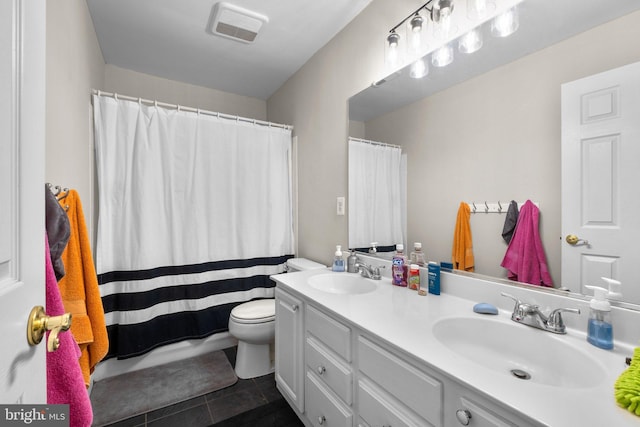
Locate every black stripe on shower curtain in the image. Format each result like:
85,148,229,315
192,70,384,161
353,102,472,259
99,254,293,359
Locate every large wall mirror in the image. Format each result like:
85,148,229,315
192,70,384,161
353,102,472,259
348,0,640,306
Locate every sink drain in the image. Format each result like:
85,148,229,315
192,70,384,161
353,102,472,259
510,369,531,380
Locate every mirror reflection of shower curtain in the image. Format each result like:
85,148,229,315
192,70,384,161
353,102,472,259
348,137,406,250
92,94,294,359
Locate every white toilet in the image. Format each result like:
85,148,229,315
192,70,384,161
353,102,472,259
228,257,325,379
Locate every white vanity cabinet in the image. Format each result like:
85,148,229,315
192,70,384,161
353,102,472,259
274,282,542,427
358,335,443,427
444,382,538,427
275,287,305,412
304,305,354,426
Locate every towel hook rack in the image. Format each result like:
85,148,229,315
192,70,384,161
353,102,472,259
484,201,489,213
472,202,477,213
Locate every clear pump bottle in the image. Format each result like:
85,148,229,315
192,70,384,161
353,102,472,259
409,242,426,266
585,277,621,350
332,245,345,272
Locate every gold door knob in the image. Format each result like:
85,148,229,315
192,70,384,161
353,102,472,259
566,234,590,246
27,306,72,352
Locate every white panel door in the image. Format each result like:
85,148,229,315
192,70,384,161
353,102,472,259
0,0,47,403
561,61,640,304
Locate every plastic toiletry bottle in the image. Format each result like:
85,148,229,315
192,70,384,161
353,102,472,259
409,242,426,266
391,244,407,287
585,277,620,350
408,264,420,290
347,250,358,273
332,245,345,272
427,261,440,295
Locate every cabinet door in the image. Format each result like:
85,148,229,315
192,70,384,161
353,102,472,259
275,287,305,412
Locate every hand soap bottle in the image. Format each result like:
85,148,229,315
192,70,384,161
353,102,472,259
332,245,345,272
585,277,620,350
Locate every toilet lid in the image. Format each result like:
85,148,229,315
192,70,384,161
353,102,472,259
230,299,275,324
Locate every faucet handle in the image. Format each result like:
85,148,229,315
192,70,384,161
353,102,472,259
372,264,385,279
547,307,580,333
501,292,521,309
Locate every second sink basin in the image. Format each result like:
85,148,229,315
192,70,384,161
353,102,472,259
432,316,607,389
308,273,378,295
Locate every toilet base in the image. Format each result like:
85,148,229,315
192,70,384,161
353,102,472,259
234,341,274,379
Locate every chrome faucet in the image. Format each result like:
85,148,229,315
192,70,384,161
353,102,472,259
355,262,384,280
501,292,580,334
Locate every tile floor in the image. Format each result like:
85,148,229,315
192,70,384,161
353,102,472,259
97,347,303,427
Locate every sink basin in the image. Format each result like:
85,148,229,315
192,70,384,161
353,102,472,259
308,273,377,295
432,316,606,388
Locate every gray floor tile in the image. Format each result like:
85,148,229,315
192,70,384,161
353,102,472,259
146,404,212,427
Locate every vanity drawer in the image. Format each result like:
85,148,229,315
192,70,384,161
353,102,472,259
358,336,443,426
306,336,353,404
306,305,351,361
306,371,352,427
358,379,426,427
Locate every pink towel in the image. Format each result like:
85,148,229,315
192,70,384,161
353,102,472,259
500,200,553,287
46,235,93,427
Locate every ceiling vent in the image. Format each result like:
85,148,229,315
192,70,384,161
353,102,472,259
208,2,268,44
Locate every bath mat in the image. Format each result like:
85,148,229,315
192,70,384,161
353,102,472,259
90,351,237,426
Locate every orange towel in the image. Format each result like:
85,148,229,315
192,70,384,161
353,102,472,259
59,190,109,387
452,202,475,272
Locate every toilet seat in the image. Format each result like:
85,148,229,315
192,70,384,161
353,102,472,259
230,299,275,324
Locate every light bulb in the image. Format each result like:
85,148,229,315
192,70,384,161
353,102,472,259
432,44,453,67
408,14,425,54
491,7,519,38
410,59,428,79
410,14,424,33
458,28,483,54
386,31,401,67
467,0,488,20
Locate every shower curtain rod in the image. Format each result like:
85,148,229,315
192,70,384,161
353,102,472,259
349,136,401,150
92,89,293,131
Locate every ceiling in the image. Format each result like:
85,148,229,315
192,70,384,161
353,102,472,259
350,0,640,122
86,0,372,100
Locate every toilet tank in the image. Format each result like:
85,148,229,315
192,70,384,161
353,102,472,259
286,258,325,272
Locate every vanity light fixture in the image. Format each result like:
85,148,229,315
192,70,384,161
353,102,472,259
410,58,429,79
386,0,455,64
408,13,426,53
386,30,401,67
467,0,489,20
385,0,518,78
458,28,483,53
491,6,519,37
432,44,454,67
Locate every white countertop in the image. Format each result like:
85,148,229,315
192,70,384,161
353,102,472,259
272,267,640,427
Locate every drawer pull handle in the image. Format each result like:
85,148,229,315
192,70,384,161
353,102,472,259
456,409,472,425
291,304,299,312
317,365,326,375
318,415,326,425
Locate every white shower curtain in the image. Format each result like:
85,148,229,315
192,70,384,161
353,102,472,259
93,94,293,359
348,138,405,250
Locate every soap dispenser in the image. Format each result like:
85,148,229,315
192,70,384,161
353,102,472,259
585,277,620,350
332,245,345,272
347,250,358,273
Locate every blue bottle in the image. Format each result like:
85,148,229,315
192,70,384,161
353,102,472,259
427,262,440,295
